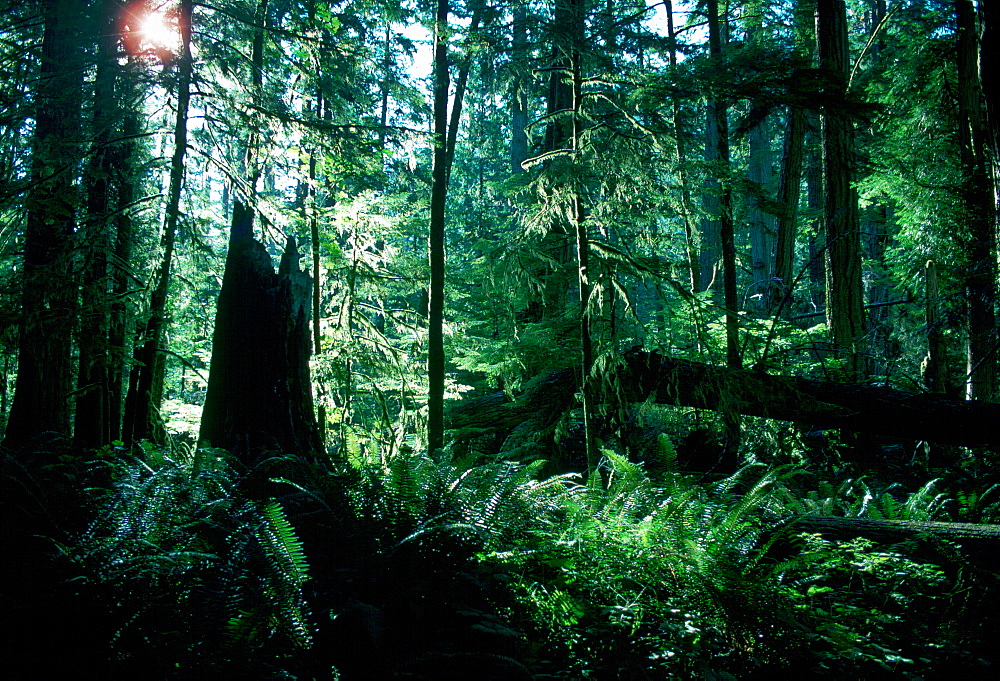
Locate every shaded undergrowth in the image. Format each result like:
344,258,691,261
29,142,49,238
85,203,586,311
2,436,997,679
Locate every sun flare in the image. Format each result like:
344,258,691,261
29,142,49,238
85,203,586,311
138,9,180,52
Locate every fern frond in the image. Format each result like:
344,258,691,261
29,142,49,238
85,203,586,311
259,500,310,586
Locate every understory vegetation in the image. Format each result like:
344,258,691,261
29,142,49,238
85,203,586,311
4,432,997,679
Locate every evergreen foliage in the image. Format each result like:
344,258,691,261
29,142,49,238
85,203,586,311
2,0,998,677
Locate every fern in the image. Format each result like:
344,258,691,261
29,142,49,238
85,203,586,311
260,500,310,586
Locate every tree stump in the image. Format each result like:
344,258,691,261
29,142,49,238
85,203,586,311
199,201,321,463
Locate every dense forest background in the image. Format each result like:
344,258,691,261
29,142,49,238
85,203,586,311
2,0,999,679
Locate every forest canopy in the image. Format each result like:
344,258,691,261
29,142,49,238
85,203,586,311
1,0,998,678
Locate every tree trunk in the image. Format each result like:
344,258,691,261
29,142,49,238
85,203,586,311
107,60,142,444
922,260,949,394
707,0,741,466
3,0,84,449
447,350,1000,448
955,0,998,402
445,0,483,183
76,0,125,448
566,0,596,474
307,151,327,448
666,0,699,294
199,203,321,461
745,3,777,315
427,0,449,456
748,113,777,315
774,105,806,317
774,0,815,319
699,101,722,296
981,2,999,173
804,111,826,313
122,0,193,446
816,0,866,379
510,1,529,173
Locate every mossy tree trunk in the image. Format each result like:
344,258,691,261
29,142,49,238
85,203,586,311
3,0,85,449
816,0,866,379
76,0,133,448
427,0,449,457
706,0,741,469
955,0,998,402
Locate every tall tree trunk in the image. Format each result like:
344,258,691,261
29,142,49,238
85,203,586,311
427,0,449,456
774,0,815,318
981,2,999,174
699,101,722,297
922,260,948,393
747,111,777,315
510,1,529,173
744,2,776,315
308,151,327,447
565,0,597,475
3,0,84,449
774,105,806,317
122,0,193,445
107,56,142,444
804,111,826,313
532,0,583,321
707,0,741,468
955,0,998,401
816,0,866,379
666,0,699,294
76,0,123,448
445,0,484,183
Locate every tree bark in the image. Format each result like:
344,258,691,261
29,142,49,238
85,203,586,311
707,0,741,465
3,0,85,449
445,0,484,183
955,0,998,402
107,60,142,444
447,350,1000,448
922,260,948,393
804,111,826,313
510,1,529,173
427,0,449,456
774,105,805,317
816,0,866,378
744,6,777,315
199,203,321,461
748,109,777,315
699,99,722,296
566,0,596,474
76,0,126,448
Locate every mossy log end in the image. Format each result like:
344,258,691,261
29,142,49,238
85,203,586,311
447,351,1000,448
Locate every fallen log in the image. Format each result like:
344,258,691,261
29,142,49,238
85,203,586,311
776,515,1000,563
447,350,1000,447
621,351,1000,447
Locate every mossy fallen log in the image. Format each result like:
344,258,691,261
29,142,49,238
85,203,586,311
447,350,1000,448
